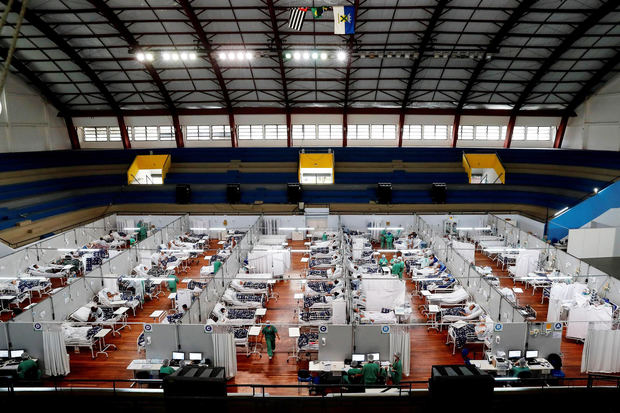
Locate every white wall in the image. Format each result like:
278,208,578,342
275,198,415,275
0,73,71,152
564,73,620,151
567,227,620,258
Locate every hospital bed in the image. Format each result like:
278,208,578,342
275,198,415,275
69,305,127,336
440,303,485,323
446,321,488,355
309,257,340,269
212,303,257,325
357,309,397,324
425,287,469,307
298,307,332,324
222,288,265,308
62,324,102,359
230,279,269,294
96,288,140,315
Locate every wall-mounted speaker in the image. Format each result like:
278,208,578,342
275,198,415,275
226,183,241,204
431,183,447,204
287,183,303,203
377,182,392,204
175,184,191,204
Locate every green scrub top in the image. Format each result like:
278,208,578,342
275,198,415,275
378,258,388,266
511,366,530,377
391,360,402,384
159,366,175,375
322,233,328,241
213,260,222,274
262,325,278,339
168,274,178,292
17,359,40,379
361,362,380,385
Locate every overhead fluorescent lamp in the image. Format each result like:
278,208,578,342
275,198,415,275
386,227,404,230
455,227,491,231
279,227,296,231
367,227,385,231
297,227,315,230
209,227,227,231
190,227,208,231
57,248,101,252
554,207,569,217
123,227,140,231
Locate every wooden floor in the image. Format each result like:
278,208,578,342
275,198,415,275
41,238,587,393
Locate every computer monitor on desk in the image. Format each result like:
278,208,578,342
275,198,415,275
352,354,365,363
508,350,521,361
10,350,24,358
189,352,202,361
526,350,538,360
0,350,8,358
367,353,380,362
172,352,185,360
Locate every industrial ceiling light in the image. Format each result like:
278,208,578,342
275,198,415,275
320,52,328,60
285,52,292,59
180,52,188,60
293,51,301,60
336,50,347,61
136,52,145,61
162,52,171,61
236,51,244,60
302,51,310,60
171,52,179,61
219,51,227,60
188,51,197,60
311,51,318,60
245,51,254,60
145,52,154,61
227,51,236,60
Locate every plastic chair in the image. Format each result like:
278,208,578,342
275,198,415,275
297,369,313,394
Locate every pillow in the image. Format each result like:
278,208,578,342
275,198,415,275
71,306,91,322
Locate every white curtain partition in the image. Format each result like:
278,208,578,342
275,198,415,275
361,277,406,312
581,327,620,373
43,325,71,376
389,327,411,376
212,333,237,379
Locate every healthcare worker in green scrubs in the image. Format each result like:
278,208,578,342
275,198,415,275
159,359,175,377
378,254,388,267
213,258,222,274
386,232,394,250
391,353,403,385
361,360,380,385
380,228,387,248
168,273,179,293
17,353,40,380
261,321,280,360
322,232,328,241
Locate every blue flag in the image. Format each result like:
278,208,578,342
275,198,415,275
333,6,355,34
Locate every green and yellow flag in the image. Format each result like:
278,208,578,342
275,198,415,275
311,6,329,18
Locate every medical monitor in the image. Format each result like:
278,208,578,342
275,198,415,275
367,353,380,362
10,350,24,358
526,350,538,359
352,354,365,362
508,350,521,360
0,350,8,358
172,352,185,360
189,352,202,361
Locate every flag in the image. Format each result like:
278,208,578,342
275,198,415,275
333,5,355,34
311,6,329,18
288,7,308,31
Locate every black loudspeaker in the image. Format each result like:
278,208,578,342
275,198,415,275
430,183,447,203
226,183,241,204
175,184,191,204
163,365,226,397
377,182,392,204
287,183,303,203
429,365,493,400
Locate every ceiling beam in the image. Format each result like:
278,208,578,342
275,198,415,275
511,1,618,113
86,0,182,147
68,107,573,118
86,0,176,114
1,0,120,113
564,50,620,115
342,0,361,112
177,0,232,112
400,0,450,110
266,0,289,110
456,0,536,112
